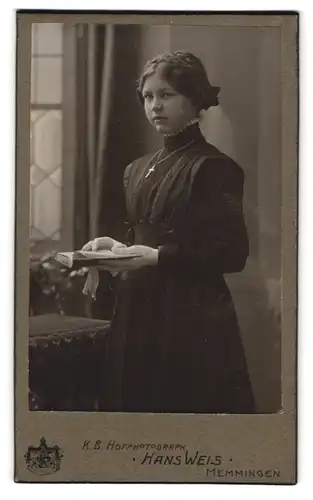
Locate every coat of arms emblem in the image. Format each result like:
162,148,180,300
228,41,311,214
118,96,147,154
24,437,63,475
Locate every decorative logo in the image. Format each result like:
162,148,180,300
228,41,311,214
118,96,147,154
24,437,63,475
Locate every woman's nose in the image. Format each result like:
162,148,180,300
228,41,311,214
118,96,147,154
152,99,162,112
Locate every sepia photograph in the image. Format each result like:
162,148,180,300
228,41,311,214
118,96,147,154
15,11,298,483
28,20,282,414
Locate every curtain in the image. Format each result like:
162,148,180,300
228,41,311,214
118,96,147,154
74,23,115,248
73,24,143,319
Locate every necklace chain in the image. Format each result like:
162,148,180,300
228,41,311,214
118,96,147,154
145,140,196,179
163,118,200,138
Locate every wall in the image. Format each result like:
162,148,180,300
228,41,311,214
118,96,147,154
254,27,282,411
137,26,172,153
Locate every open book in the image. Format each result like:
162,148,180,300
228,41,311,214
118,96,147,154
55,250,141,269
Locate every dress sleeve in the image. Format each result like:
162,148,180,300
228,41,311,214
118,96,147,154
157,158,249,275
123,163,133,189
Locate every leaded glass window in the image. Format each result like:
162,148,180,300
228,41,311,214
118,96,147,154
30,23,64,255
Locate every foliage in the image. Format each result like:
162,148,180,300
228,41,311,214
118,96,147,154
29,252,92,317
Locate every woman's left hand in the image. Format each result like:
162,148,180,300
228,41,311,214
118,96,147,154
95,245,159,273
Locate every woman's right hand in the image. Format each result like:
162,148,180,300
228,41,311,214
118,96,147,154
81,236,126,252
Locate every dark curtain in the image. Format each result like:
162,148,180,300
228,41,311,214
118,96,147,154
97,25,144,241
74,24,143,318
74,23,114,248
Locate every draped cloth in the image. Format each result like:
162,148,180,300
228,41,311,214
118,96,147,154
73,25,144,315
74,23,115,248
74,24,115,303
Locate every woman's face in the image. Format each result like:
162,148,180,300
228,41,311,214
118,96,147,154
142,70,198,135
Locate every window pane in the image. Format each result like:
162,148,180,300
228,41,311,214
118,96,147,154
30,23,64,252
31,110,45,122
33,177,61,238
31,56,62,104
51,230,61,241
50,166,62,187
30,110,45,164
30,110,63,244
30,164,46,186
30,226,46,240
33,110,62,173
32,23,63,55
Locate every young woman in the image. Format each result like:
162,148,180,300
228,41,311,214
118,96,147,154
82,51,255,414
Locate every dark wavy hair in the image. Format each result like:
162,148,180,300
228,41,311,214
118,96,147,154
136,51,220,112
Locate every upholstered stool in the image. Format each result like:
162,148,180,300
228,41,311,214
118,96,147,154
29,314,111,411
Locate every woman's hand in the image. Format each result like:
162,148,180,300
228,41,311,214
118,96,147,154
96,245,159,273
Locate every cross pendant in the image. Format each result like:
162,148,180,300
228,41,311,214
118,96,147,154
145,165,156,178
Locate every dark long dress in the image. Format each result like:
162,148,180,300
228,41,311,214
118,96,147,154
103,123,255,414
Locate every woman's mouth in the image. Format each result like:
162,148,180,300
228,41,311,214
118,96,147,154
153,116,167,122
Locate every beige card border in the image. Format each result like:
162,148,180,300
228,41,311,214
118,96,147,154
15,11,298,484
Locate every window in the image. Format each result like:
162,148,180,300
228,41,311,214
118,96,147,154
30,23,64,256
